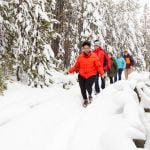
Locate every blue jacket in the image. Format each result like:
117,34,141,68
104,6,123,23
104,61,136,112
115,57,126,69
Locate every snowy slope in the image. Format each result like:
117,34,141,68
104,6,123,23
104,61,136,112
0,72,150,150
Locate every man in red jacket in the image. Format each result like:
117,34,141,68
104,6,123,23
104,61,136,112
93,40,111,94
68,41,104,107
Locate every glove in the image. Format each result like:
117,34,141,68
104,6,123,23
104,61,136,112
101,74,106,79
64,71,69,75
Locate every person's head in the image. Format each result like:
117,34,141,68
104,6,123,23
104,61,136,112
124,50,128,56
108,53,113,58
117,53,121,58
94,40,101,49
82,41,91,54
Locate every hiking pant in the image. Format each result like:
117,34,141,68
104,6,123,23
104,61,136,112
124,68,133,80
78,75,96,100
109,77,113,84
95,73,105,93
101,77,105,89
114,68,123,82
95,73,100,93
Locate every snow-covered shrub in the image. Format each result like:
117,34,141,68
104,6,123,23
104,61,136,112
0,66,7,94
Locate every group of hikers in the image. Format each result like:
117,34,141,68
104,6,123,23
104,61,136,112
67,40,135,107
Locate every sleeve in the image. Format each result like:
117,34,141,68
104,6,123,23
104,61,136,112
104,53,111,70
68,56,80,73
95,50,103,65
122,58,126,69
130,56,135,66
115,58,118,67
113,59,118,72
94,56,104,76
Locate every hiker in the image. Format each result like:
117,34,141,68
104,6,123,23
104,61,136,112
68,41,105,107
93,40,111,94
107,53,118,84
114,53,126,81
123,50,135,79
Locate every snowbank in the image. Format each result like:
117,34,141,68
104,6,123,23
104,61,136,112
0,71,149,150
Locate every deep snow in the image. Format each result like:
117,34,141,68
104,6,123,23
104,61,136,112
0,71,150,150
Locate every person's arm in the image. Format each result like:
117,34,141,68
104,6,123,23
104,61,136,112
130,56,135,66
113,59,118,72
68,56,80,73
94,56,104,76
103,53,111,70
96,50,103,65
107,55,111,70
122,58,126,69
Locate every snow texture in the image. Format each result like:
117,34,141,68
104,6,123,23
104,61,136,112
0,71,150,150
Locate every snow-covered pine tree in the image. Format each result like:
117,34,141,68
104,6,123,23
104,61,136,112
142,1,150,71
51,0,81,69
0,2,7,92
78,0,147,70
0,63,7,94
0,0,58,87
0,0,149,87
114,0,145,70
77,0,85,51
0,1,16,79
5,0,57,87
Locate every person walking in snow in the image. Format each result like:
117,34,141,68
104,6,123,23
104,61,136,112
107,53,118,84
93,40,111,94
123,50,135,80
68,41,105,107
114,53,126,82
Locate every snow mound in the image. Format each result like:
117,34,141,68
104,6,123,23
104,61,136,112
0,71,149,150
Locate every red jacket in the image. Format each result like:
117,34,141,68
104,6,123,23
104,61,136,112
69,52,104,79
93,47,111,71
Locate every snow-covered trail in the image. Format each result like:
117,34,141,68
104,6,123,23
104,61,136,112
0,72,149,150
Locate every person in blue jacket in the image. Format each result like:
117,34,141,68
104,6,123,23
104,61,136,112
114,53,126,81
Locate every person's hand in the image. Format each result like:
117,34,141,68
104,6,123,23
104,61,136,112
64,71,69,75
130,66,134,70
101,74,105,79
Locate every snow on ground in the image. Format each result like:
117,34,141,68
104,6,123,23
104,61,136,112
0,71,150,150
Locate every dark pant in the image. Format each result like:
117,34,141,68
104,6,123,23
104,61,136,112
78,75,96,100
101,77,105,89
95,73,105,93
109,77,113,84
95,73,100,93
114,69,123,82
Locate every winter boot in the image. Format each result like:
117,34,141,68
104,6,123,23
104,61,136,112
83,99,88,108
95,91,100,95
89,96,93,104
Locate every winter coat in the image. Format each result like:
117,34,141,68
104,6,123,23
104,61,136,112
123,54,135,69
69,52,104,79
107,58,118,77
93,47,111,71
115,57,126,69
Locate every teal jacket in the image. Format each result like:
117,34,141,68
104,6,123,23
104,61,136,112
115,57,126,69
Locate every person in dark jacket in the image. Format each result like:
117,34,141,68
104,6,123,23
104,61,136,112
107,53,118,84
123,50,135,79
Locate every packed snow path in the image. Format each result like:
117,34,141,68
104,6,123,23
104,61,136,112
0,72,150,150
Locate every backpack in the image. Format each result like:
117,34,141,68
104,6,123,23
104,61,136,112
130,55,135,66
125,57,131,65
103,53,107,66
103,52,111,70
125,55,135,66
